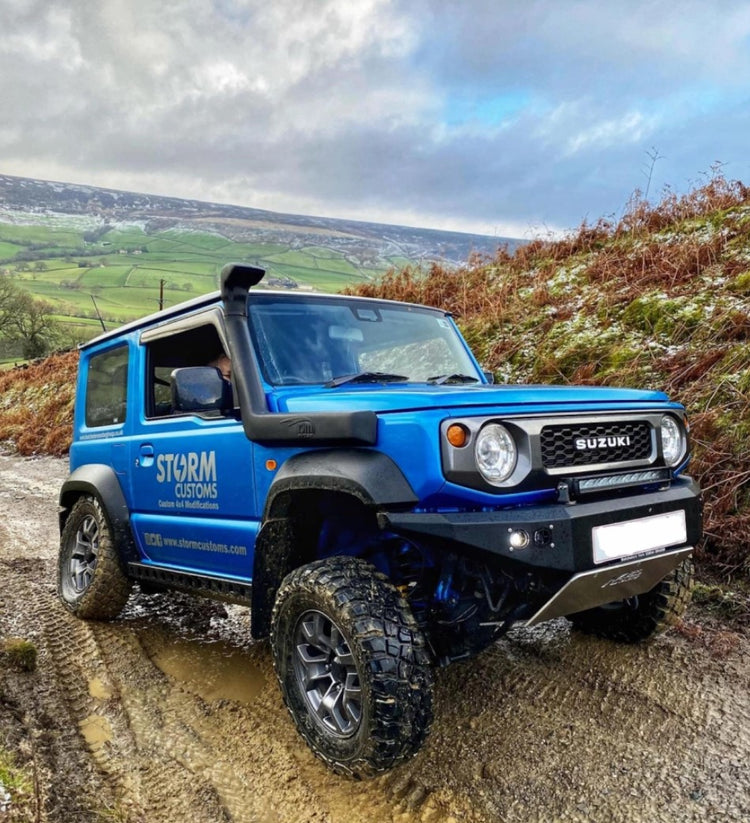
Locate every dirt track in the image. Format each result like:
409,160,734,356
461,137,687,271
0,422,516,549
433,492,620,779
0,451,748,823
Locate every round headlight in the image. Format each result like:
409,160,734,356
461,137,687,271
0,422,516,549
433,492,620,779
661,415,686,467
475,423,517,485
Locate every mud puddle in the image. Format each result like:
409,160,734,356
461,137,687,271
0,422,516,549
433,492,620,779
79,715,113,748
142,630,266,705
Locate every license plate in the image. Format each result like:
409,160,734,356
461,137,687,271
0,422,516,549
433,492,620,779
592,510,687,564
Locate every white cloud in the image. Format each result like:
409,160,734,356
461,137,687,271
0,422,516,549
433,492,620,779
564,111,656,155
1,0,749,235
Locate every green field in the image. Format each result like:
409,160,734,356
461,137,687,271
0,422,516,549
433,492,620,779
0,220,394,343
0,241,22,257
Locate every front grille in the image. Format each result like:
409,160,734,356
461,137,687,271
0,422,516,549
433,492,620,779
541,421,652,469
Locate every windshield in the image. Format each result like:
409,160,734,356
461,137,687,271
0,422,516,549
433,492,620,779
248,295,480,387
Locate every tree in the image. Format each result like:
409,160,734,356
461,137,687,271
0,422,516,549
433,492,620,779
0,276,20,336
0,278,61,359
12,293,60,358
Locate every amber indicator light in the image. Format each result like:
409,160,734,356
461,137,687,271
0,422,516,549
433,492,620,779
446,424,468,448
265,459,278,471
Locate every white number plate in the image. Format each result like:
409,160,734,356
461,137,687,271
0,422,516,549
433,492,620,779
592,510,687,565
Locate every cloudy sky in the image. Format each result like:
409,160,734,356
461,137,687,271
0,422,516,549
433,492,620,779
1,0,749,237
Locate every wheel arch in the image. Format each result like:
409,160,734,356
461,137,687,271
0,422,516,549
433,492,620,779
250,449,418,639
58,464,139,565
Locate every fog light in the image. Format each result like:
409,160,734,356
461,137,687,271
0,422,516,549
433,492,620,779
509,529,530,550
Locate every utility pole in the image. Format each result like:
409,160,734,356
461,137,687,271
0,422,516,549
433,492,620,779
90,294,106,332
159,279,165,310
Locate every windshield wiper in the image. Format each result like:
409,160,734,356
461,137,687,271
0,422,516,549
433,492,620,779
325,371,409,388
427,373,480,385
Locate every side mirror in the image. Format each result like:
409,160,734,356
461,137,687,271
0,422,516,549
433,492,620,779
171,367,233,413
483,370,495,384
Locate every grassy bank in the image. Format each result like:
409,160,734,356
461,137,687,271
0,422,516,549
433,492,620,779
0,351,77,457
351,175,750,579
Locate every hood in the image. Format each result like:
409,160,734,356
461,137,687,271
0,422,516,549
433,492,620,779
272,383,671,415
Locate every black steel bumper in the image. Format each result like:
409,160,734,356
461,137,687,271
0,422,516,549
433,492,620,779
379,476,702,574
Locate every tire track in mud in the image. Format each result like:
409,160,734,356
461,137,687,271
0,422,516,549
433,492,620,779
24,572,150,821
33,588,247,822
108,619,445,823
90,624,274,823
35,584,749,823
0,557,119,822
29,577,448,823
415,626,750,823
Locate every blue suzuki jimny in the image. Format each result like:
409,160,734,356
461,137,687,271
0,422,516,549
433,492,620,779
58,264,702,776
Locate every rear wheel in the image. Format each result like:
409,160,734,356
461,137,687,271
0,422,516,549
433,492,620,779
570,556,694,643
58,495,132,620
271,556,433,777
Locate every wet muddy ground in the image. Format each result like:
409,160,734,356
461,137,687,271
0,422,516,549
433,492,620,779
0,452,748,822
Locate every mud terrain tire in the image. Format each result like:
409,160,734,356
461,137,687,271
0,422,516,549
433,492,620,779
570,556,694,643
58,495,132,619
271,556,433,778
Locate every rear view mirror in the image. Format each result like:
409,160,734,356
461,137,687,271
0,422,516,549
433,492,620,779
329,325,364,343
171,367,233,413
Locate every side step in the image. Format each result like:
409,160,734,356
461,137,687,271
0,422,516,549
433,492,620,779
523,547,693,627
128,562,253,606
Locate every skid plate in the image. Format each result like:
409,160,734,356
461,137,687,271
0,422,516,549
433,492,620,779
523,547,693,627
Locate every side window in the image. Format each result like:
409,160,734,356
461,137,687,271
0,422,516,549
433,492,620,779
85,346,129,428
146,323,228,417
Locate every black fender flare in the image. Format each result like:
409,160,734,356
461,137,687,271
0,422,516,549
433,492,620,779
58,464,139,565
261,448,418,519
250,449,418,638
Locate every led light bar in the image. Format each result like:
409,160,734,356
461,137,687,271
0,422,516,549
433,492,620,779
576,469,670,494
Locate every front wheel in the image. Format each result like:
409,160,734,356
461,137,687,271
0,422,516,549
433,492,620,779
58,495,133,620
569,556,694,643
270,556,433,778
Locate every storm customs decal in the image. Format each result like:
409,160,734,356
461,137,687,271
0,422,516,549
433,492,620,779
156,450,219,511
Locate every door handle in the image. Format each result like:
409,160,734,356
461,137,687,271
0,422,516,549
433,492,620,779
137,443,155,467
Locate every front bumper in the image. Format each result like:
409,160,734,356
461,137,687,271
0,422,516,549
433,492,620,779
379,476,702,574
379,476,701,624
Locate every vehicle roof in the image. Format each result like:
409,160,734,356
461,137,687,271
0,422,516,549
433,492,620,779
79,287,450,350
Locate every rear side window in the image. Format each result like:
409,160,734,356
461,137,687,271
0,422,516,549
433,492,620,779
85,346,129,427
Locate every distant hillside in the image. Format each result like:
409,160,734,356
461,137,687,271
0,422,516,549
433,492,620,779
0,173,513,264
0,173,515,344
